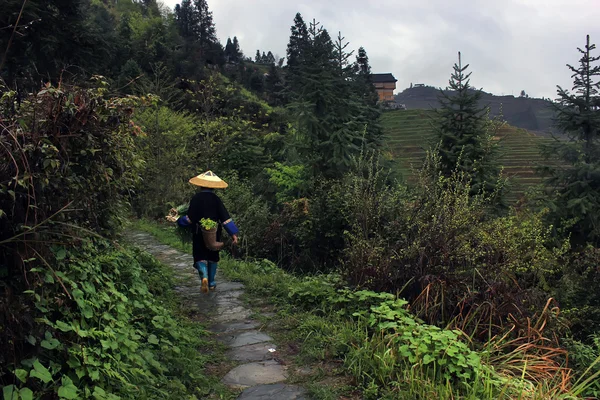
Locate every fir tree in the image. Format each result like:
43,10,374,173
541,35,600,244
266,51,276,65
174,0,197,41
224,37,234,62
436,52,501,196
333,32,354,72
232,36,243,61
285,12,309,90
354,46,383,147
265,63,285,106
175,0,222,67
255,50,261,63
193,0,217,47
286,18,364,177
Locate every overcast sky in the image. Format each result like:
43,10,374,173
162,0,600,99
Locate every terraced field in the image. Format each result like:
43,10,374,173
381,109,555,202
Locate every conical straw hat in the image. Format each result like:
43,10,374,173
189,171,228,189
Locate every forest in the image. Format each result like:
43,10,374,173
1,0,600,399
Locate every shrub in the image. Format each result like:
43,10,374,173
340,152,569,341
1,242,220,399
132,106,199,219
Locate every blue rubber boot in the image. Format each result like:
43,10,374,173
208,262,218,290
194,261,209,293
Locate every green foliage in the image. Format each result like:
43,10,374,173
540,35,600,245
338,151,568,338
0,79,149,242
200,218,217,230
215,173,274,259
133,106,199,218
564,335,600,397
1,242,223,399
217,257,574,399
435,52,502,198
265,162,308,204
552,245,600,339
284,14,382,178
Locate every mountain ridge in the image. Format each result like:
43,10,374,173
393,86,557,135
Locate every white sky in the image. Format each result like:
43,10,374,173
162,0,600,99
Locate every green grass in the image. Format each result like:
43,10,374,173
381,109,553,202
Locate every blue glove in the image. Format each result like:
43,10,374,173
177,215,192,227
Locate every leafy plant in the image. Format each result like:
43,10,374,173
200,218,218,230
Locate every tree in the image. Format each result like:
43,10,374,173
225,37,234,62
266,51,276,65
232,36,243,61
255,50,261,63
354,46,383,147
174,0,197,41
541,35,600,244
0,0,116,89
435,52,501,196
174,0,222,69
285,12,309,91
265,63,285,106
285,16,367,178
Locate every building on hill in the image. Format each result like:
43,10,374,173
372,73,398,103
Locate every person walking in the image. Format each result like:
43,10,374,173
178,171,239,293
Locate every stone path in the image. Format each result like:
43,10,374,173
128,232,308,400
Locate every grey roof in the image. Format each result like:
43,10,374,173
372,73,397,83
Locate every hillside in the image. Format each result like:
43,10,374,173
382,109,554,201
394,86,556,134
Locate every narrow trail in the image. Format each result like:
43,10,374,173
127,231,308,400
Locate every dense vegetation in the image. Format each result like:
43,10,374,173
2,0,600,398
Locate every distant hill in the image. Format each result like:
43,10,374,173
381,109,556,202
394,86,557,135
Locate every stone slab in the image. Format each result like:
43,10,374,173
220,331,273,348
213,305,252,323
222,361,286,389
217,281,245,292
226,342,277,362
237,384,307,400
209,320,261,333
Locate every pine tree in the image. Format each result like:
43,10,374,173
193,0,217,46
255,50,261,63
232,36,243,61
174,0,197,41
354,46,383,147
285,12,309,91
266,51,276,65
541,35,600,244
286,17,364,178
175,0,222,68
436,52,500,196
224,37,234,62
265,63,285,106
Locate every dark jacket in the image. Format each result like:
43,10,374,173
187,190,232,262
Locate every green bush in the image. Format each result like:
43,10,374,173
133,106,199,219
1,242,220,399
339,152,568,339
